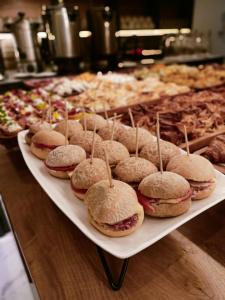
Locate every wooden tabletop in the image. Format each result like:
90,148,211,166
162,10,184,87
1,144,225,300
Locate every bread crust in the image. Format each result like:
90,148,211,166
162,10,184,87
32,129,66,146
114,157,157,183
55,120,83,138
89,210,144,237
70,130,102,153
118,127,154,153
30,143,51,160
80,114,107,130
139,171,190,199
47,168,70,179
166,154,215,182
145,197,191,217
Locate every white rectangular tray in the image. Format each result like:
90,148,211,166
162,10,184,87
18,130,225,259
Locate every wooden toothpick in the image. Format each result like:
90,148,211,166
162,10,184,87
135,125,139,159
156,113,163,174
104,103,109,126
184,125,190,156
90,121,96,164
83,108,87,134
110,113,116,141
103,147,113,188
128,108,135,128
65,100,68,145
48,98,52,125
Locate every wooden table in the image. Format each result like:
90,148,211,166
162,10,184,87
1,144,225,300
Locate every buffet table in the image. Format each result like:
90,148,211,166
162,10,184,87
1,143,225,299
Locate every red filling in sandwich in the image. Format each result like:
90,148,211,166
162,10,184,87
189,180,214,194
106,214,138,231
70,182,87,195
45,161,77,172
33,142,59,150
136,188,192,213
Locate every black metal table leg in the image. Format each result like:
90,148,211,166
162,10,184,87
96,246,129,291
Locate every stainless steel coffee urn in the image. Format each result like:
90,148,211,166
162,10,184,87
87,6,118,70
6,12,38,72
43,1,81,74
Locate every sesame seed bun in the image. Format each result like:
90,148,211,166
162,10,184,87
140,140,180,168
85,179,144,237
70,130,102,153
55,120,83,138
94,140,130,167
117,127,154,153
166,154,215,182
114,157,158,183
30,129,66,160
138,171,191,217
45,145,86,179
97,122,124,141
139,171,190,199
71,158,109,191
80,114,107,131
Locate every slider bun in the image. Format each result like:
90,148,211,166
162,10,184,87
85,179,144,237
31,129,66,160
29,121,51,134
47,169,70,179
192,178,216,200
46,145,86,167
55,120,83,138
139,171,190,199
89,211,144,237
71,158,109,190
166,154,215,182
114,157,157,183
70,130,102,153
30,143,51,160
117,127,154,153
140,140,180,168
32,129,66,146
97,122,124,141
146,198,191,218
80,114,107,131
73,190,86,200
94,140,129,166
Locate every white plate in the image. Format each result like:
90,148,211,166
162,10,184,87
18,130,225,259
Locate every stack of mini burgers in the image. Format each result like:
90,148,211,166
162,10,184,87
27,108,217,237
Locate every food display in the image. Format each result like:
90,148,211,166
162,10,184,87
25,120,51,145
21,111,219,238
118,89,225,146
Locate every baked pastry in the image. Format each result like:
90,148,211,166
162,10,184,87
54,120,83,139
80,114,107,131
25,121,51,145
70,130,102,155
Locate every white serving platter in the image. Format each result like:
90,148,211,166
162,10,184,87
18,130,225,259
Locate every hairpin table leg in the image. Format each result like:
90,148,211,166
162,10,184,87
96,246,129,291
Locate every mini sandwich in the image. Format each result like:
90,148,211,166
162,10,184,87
85,179,144,237
166,154,216,200
97,122,124,141
45,144,86,179
94,140,129,167
80,114,107,131
114,157,157,188
55,120,83,140
31,129,66,160
25,121,51,145
70,130,102,155
117,127,154,154
140,139,180,168
138,171,192,217
71,158,109,200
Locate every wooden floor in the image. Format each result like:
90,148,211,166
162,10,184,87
1,144,225,300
